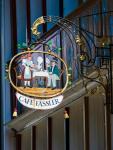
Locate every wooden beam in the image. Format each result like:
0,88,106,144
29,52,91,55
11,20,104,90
32,126,36,150
64,107,70,150
10,0,17,55
59,0,63,17
83,96,89,150
42,0,47,33
16,134,21,150
26,0,31,45
47,117,52,150
10,0,17,119
104,86,111,150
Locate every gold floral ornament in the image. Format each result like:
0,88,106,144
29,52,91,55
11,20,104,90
31,16,45,35
75,35,84,46
79,54,86,61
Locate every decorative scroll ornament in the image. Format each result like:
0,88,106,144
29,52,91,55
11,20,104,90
31,16,45,35
75,35,84,46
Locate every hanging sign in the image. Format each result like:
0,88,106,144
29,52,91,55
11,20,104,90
8,50,68,110
8,16,69,110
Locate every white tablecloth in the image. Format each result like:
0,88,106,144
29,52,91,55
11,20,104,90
33,71,49,78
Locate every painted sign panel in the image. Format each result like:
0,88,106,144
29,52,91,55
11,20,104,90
9,51,68,98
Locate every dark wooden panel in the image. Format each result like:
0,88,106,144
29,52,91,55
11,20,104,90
83,96,89,150
47,117,52,150
70,99,84,150
32,126,36,150
16,134,21,150
36,119,47,150
107,0,113,10
10,0,17,119
10,0,17,55
42,0,47,33
111,116,113,149
64,107,70,150
21,128,32,150
52,110,64,150
105,89,111,150
89,94,105,150
26,0,31,44
59,0,63,17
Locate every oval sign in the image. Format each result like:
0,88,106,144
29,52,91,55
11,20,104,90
8,50,68,98
16,92,63,110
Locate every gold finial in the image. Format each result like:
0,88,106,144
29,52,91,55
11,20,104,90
64,110,69,119
27,47,31,51
13,108,17,117
48,50,51,53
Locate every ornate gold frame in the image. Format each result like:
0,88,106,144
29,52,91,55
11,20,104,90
8,50,69,98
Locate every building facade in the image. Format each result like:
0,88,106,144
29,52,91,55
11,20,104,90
1,0,113,150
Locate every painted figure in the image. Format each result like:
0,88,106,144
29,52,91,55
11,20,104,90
22,53,34,88
36,56,44,87
47,60,60,90
37,56,43,71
